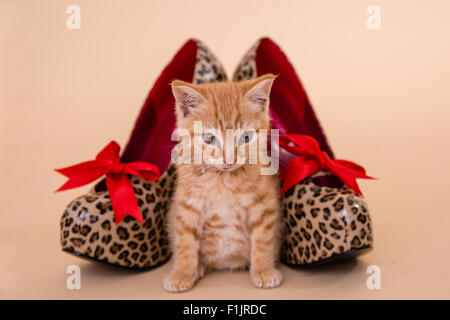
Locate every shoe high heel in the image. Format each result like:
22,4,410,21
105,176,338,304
60,39,227,268
233,38,373,266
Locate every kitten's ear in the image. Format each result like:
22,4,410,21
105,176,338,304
244,73,277,112
171,80,205,118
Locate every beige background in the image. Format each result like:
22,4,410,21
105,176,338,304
1,0,450,299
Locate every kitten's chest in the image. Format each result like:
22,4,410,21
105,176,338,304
202,189,251,222
199,190,251,268
188,172,269,269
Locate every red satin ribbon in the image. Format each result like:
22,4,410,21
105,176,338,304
279,134,374,196
55,141,160,224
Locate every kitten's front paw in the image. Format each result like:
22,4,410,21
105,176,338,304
250,268,283,288
163,272,197,293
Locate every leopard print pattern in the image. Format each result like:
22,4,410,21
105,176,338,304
232,40,258,81
60,165,177,269
280,172,373,265
193,40,227,84
60,42,227,269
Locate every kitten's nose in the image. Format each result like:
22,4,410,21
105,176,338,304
223,149,237,165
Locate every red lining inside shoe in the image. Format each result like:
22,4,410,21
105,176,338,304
95,40,197,192
255,38,334,160
120,39,197,170
255,38,340,188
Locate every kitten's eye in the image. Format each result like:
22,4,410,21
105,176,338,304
239,131,254,145
203,132,217,145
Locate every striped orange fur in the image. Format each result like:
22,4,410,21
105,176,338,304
163,75,282,292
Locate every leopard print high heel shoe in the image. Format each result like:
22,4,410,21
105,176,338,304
59,39,227,269
234,38,373,266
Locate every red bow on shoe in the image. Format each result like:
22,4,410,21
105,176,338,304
55,141,160,224
279,134,374,196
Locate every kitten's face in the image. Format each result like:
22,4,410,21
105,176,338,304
172,74,276,172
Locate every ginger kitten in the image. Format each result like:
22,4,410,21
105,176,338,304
163,74,282,292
